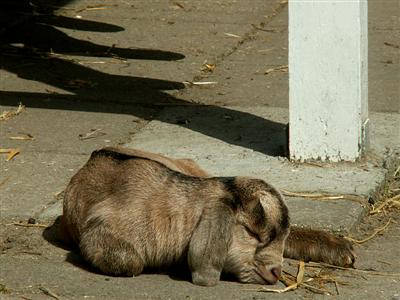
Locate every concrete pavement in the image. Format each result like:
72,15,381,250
1,0,399,299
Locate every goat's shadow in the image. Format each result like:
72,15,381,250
42,216,193,281
42,217,96,273
43,216,239,284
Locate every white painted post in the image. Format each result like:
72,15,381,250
289,0,368,162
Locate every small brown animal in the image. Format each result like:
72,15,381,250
61,147,355,286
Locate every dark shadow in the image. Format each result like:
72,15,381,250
0,51,185,101
39,15,124,33
43,217,250,284
65,251,106,275
0,0,185,60
43,216,127,275
0,0,287,156
2,24,185,60
42,216,74,251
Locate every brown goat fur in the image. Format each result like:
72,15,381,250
61,147,355,286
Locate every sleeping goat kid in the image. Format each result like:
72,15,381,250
61,147,355,286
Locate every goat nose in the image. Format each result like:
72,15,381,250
255,264,282,284
271,265,282,280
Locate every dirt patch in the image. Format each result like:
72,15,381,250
352,163,400,241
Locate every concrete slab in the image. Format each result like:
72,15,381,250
0,0,399,299
0,213,399,300
0,102,154,218
125,106,399,232
175,7,288,107
0,254,302,300
0,0,285,108
0,104,151,155
369,29,400,112
368,0,399,113
0,151,85,217
174,3,400,112
27,107,399,228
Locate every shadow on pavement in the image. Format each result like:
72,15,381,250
42,217,252,283
0,0,287,156
42,216,108,275
42,216,73,251
42,216,193,280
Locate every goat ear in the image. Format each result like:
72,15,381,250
229,178,272,210
222,177,260,210
92,147,159,161
188,203,234,286
92,147,207,177
236,190,269,230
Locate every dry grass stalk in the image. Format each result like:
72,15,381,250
7,222,48,228
301,281,331,295
384,42,399,49
201,63,216,72
296,261,305,283
305,262,400,277
0,103,25,121
79,128,105,140
0,177,10,188
251,261,305,293
252,282,298,294
76,5,108,12
252,264,334,295
302,268,340,295
54,190,64,197
265,65,288,75
182,81,218,86
172,1,185,10
334,280,340,295
223,33,241,38
302,161,324,168
377,260,392,266
390,200,400,208
394,165,400,177
9,133,34,140
251,24,277,33
281,189,367,204
280,273,296,286
370,195,400,214
77,58,128,65
0,148,20,161
346,218,392,244
39,286,60,300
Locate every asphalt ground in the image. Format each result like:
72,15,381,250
0,0,399,299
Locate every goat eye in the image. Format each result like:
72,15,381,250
255,244,265,253
269,227,277,241
258,236,271,247
244,226,262,243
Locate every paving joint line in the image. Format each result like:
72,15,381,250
185,1,288,85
